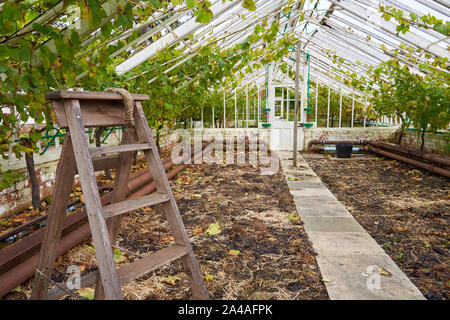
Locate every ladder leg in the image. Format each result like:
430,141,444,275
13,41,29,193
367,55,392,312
94,127,136,299
31,135,77,300
65,99,122,300
134,102,209,299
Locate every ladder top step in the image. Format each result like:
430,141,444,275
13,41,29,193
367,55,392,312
89,143,151,156
103,192,170,219
45,90,149,101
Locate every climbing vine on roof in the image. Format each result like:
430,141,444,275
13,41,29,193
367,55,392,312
0,0,288,190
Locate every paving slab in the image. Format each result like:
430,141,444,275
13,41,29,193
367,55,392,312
307,232,385,255
290,188,335,197
316,253,425,300
293,196,350,217
284,175,321,183
302,217,366,233
283,169,318,177
279,152,424,300
287,180,328,190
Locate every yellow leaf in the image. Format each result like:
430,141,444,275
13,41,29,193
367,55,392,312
205,222,221,236
158,275,181,285
113,249,126,263
228,249,240,256
378,267,392,277
204,274,214,283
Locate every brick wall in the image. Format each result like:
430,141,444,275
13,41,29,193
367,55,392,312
302,127,398,150
399,130,449,155
0,152,59,216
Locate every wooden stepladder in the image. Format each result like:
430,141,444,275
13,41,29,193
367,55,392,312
31,90,208,300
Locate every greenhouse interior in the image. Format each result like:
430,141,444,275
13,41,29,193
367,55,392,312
0,0,448,303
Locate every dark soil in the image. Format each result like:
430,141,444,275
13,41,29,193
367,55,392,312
303,153,449,300
4,161,328,300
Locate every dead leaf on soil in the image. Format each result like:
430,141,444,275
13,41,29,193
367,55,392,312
158,275,181,285
205,222,222,235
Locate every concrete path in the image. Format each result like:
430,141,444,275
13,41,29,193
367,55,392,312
277,151,425,300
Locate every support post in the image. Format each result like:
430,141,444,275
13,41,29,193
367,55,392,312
363,97,367,128
246,86,249,128
234,88,237,128
293,39,301,168
287,88,290,121
254,95,256,125
351,88,355,128
257,87,260,128
315,71,319,126
212,106,215,129
223,90,226,129
327,65,331,128
339,85,343,128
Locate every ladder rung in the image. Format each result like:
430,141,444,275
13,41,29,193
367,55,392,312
46,244,187,299
117,244,187,285
89,143,151,156
90,154,120,173
102,192,170,218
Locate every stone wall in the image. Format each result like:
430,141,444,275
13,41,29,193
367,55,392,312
399,130,449,155
302,127,398,148
270,126,398,151
0,150,60,217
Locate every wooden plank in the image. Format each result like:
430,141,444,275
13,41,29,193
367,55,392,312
64,98,122,300
76,154,120,174
52,100,127,128
117,244,187,285
103,193,170,219
47,271,98,300
88,143,151,156
45,90,149,101
31,135,77,300
133,101,209,299
47,244,186,300
94,127,136,299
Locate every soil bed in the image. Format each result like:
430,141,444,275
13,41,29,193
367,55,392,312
4,160,328,300
303,153,449,300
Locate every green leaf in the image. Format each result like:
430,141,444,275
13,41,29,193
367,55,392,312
86,245,96,253
77,287,95,300
113,248,126,263
194,7,214,23
288,214,300,221
434,22,449,36
3,2,21,21
205,222,222,235
204,274,214,283
242,0,256,11
186,0,197,9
